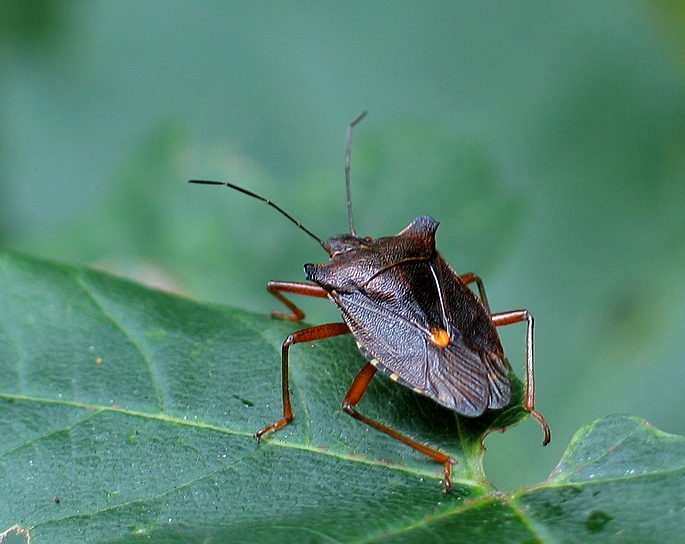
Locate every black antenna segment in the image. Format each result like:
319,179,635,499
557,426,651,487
188,179,331,254
345,111,367,237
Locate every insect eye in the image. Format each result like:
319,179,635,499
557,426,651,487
331,247,353,258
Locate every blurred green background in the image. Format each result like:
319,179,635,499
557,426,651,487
1,1,684,491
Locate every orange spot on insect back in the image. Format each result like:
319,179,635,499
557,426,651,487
430,328,450,348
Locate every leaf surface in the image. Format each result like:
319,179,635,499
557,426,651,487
0,251,683,543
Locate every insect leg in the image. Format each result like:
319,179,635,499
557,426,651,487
490,310,551,445
267,281,329,321
343,363,457,492
255,322,351,441
459,272,491,313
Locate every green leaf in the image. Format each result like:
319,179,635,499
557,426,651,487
1,251,683,543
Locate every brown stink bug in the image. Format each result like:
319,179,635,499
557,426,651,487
190,111,550,491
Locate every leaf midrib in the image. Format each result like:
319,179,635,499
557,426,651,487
0,393,462,484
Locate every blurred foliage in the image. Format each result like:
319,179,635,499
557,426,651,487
1,1,684,493
0,0,64,51
653,0,685,59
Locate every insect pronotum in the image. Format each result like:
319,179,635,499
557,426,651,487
190,111,550,492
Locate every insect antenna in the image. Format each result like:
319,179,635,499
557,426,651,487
345,111,368,237
188,179,331,254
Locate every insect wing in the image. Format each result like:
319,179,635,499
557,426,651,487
331,257,511,416
432,255,512,410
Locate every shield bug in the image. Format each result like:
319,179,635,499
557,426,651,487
190,111,550,491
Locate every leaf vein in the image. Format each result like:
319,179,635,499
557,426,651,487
73,273,165,412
